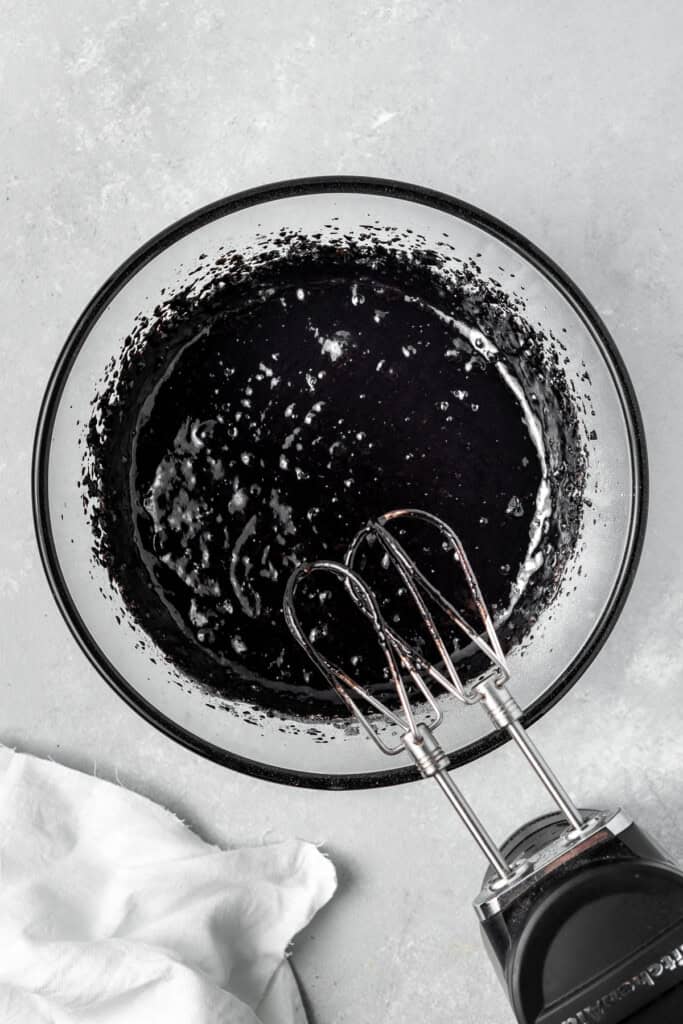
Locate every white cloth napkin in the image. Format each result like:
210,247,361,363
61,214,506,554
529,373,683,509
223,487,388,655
0,749,336,1024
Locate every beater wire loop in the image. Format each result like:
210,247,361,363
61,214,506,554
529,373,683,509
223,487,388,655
284,509,512,753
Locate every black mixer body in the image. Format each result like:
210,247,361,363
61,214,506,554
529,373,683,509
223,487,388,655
477,811,683,1024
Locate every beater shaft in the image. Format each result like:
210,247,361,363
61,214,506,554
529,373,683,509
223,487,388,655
476,678,586,832
402,722,514,880
434,771,513,879
505,720,585,833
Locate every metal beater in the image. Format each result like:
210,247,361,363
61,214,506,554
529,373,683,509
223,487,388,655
284,509,683,1024
284,507,596,884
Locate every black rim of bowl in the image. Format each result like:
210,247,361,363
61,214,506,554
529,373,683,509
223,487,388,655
32,176,648,790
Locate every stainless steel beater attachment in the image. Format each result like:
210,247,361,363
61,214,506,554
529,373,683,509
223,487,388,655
283,508,593,884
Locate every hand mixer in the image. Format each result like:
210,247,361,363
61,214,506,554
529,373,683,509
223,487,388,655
284,509,683,1024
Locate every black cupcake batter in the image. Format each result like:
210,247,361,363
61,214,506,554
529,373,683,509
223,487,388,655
84,238,585,719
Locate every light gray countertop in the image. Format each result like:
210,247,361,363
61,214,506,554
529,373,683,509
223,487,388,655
3,3,683,1021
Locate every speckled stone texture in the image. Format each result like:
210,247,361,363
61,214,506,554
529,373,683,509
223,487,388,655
2,2,683,1021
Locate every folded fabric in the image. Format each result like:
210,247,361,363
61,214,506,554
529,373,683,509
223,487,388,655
0,749,336,1023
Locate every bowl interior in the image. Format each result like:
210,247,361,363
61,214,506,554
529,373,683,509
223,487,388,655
34,181,645,787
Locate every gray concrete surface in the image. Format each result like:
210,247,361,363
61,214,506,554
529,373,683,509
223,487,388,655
2,2,683,1021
